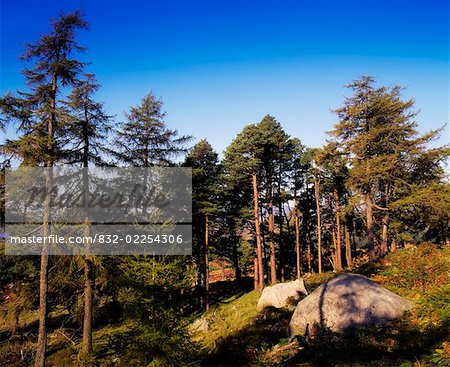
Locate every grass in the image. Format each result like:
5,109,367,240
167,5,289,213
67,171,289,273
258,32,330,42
191,244,450,366
1,244,449,366
190,290,260,353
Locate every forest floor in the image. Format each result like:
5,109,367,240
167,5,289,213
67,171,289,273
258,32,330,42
192,244,450,366
1,244,449,366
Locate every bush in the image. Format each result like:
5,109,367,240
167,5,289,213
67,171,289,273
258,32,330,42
381,243,450,294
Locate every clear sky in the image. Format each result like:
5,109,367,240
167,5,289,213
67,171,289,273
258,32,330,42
1,0,449,156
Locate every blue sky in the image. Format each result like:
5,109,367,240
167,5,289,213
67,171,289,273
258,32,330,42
1,0,449,155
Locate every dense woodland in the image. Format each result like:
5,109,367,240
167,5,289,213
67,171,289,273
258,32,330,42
0,11,449,367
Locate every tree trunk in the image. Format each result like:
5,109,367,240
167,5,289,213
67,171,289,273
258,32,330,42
232,234,242,283
268,197,277,284
252,172,264,291
204,214,210,310
282,205,292,281
294,196,301,279
81,101,94,355
390,238,397,252
306,221,312,273
34,251,49,367
196,218,203,306
253,256,259,290
314,176,322,273
278,201,285,283
352,216,357,258
11,306,19,336
333,188,342,271
345,221,352,267
35,73,57,367
35,168,52,367
82,254,94,354
365,192,376,262
259,204,269,282
331,228,337,270
380,213,389,257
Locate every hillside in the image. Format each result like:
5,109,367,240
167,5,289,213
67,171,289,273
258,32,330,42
191,244,450,366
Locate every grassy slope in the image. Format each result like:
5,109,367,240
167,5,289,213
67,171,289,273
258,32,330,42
192,245,450,366
1,245,449,366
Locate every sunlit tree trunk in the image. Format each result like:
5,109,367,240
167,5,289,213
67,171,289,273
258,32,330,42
365,192,376,262
253,256,259,290
380,213,389,257
35,73,57,367
82,94,93,356
204,214,210,310
306,221,312,273
252,172,264,291
268,196,277,284
294,195,302,279
390,238,397,252
333,188,342,270
345,222,352,267
314,175,322,273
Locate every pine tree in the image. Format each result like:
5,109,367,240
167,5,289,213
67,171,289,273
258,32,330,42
315,142,349,270
113,92,191,167
332,76,448,261
183,139,220,310
63,73,113,355
223,124,265,290
258,115,291,284
0,12,87,366
290,138,307,278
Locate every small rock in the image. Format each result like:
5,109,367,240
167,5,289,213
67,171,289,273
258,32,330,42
257,279,308,311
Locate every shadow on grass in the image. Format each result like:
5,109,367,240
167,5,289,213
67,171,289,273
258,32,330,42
202,310,450,366
290,316,450,366
0,312,80,367
208,277,254,306
201,307,292,366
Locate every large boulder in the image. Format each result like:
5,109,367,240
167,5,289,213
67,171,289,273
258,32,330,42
289,273,413,336
257,279,308,311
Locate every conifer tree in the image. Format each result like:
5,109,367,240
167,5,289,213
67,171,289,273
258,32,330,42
332,76,448,261
0,12,87,366
113,92,191,167
63,73,113,355
258,115,291,284
316,142,349,270
183,139,220,310
223,124,265,290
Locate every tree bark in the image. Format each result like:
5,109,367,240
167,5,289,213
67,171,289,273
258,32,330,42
314,176,322,273
380,213,389,257
252,172,264,291
253,256,259,290
204,214,210,310
352,216,357,258
390,238,397,252
82,254,94,354
268,196,277,284
82,99,94,355
333,188,342,270
278,201,285,283
345,221,352,267
331,228,337,270
365,192,376,262
35,250,49,367
232,234,242,283
35,72,57,367
294,196,301,279
306,221,312,273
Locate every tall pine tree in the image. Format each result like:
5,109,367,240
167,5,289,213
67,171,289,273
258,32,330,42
0,12,87,366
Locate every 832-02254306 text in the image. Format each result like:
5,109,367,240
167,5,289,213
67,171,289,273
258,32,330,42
8,234,186,245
